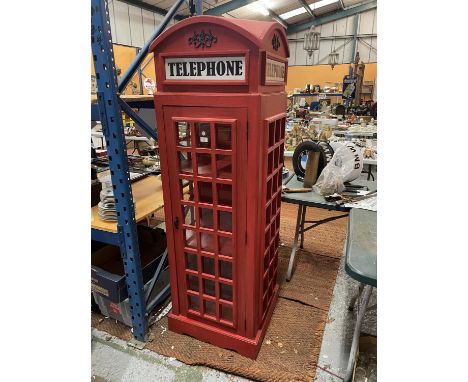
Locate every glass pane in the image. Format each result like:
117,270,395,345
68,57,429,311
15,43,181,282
264,250,269,270
279,144,284,166
275,119,281,144
265,204,271,225
220,283,233,302
178,151,193,174
218,210,232,232
184,229,197,249
188,295,199,311
273,172,280,194
204,299,216,316
181,179,195,202
219,236,232,257
183,204,196,227
216,155,232,179
221,304,233,321
199,208,214,229
203,279,215,297
274,147,280,169
186,252,197,271
268,122,275,147
200,232,215,253
266,179,272,201
176,121,191,147
187,274,199,292
265,227,270,250
219,260,232,280
263,274,269,293
267,151,273,175
215,123,231,150
196,122,211,148
202,256,215,275
196,153,212,177
217,184,232,206
198,181,213,204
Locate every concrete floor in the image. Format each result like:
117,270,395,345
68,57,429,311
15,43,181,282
92,167,377,382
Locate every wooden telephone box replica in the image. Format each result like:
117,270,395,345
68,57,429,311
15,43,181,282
149,16,289,359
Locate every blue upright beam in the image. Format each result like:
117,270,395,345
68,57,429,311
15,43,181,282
91,0,148,341
287,0,377,34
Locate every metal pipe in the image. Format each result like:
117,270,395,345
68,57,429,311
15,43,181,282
344,285,373,382
136,47,144,95
297,0,315,18
350,14,360,63
195,0,203,15
145,250,168,303
118,98,157,140
288,33,376,42
118,0,186,93
146,284,171,313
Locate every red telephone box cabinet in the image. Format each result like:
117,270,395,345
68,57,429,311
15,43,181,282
149,15,289,359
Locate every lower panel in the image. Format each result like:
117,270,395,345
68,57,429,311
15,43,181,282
168,284,279,359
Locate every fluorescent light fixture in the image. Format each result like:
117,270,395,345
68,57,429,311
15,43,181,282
248,1,270,16
280,0,339,20
311,0,339,10
280,8,307,19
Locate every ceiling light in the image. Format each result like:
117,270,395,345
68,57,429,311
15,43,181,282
248,1,270,16
280,8,307,19
311,0,339,10
280,0,339,20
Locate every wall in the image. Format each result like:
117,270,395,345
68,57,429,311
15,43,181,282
108,0,174,48
288,9,377,66
91,44,157,95
286,63,377,93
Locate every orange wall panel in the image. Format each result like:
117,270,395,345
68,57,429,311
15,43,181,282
91,44,157,95
286,63,377,93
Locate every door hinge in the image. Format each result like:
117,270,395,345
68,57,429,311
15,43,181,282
246,122,248,140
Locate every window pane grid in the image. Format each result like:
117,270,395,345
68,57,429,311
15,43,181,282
177,118,236,327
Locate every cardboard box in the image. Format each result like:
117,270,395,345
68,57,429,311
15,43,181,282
93,266,170,326
91,226,166,302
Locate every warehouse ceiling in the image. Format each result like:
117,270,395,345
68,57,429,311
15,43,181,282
122,0,376,32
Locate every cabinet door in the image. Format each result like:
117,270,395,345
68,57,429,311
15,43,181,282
163,106,247,333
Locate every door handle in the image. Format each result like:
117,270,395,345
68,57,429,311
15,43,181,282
173,216,179,230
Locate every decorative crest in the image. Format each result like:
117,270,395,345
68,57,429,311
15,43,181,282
272,34,280,51
188,30,218,48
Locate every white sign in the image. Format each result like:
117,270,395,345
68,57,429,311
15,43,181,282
143,78,156,94
165,56,245,81
265,58,286,83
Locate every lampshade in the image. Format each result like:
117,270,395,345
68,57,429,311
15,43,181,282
328,51,339,69
303,25,320,58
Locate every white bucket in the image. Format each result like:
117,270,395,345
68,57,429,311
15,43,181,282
330,142,363,182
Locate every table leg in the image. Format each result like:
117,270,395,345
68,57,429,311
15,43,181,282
300,205,307,249
343,284,373,382
348,283,364,311
286,204,304,282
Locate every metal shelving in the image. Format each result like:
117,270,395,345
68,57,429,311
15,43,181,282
91,0,185,341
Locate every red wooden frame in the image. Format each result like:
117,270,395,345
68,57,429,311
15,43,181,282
150,16,288,359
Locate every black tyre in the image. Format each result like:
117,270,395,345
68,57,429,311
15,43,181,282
292,141,334,178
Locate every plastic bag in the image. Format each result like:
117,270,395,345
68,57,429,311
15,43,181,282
313,145,361,196
313,160,345,196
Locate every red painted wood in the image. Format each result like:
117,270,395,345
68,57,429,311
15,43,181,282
150,16,288,359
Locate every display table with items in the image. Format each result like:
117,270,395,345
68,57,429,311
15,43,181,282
281,175,376,281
